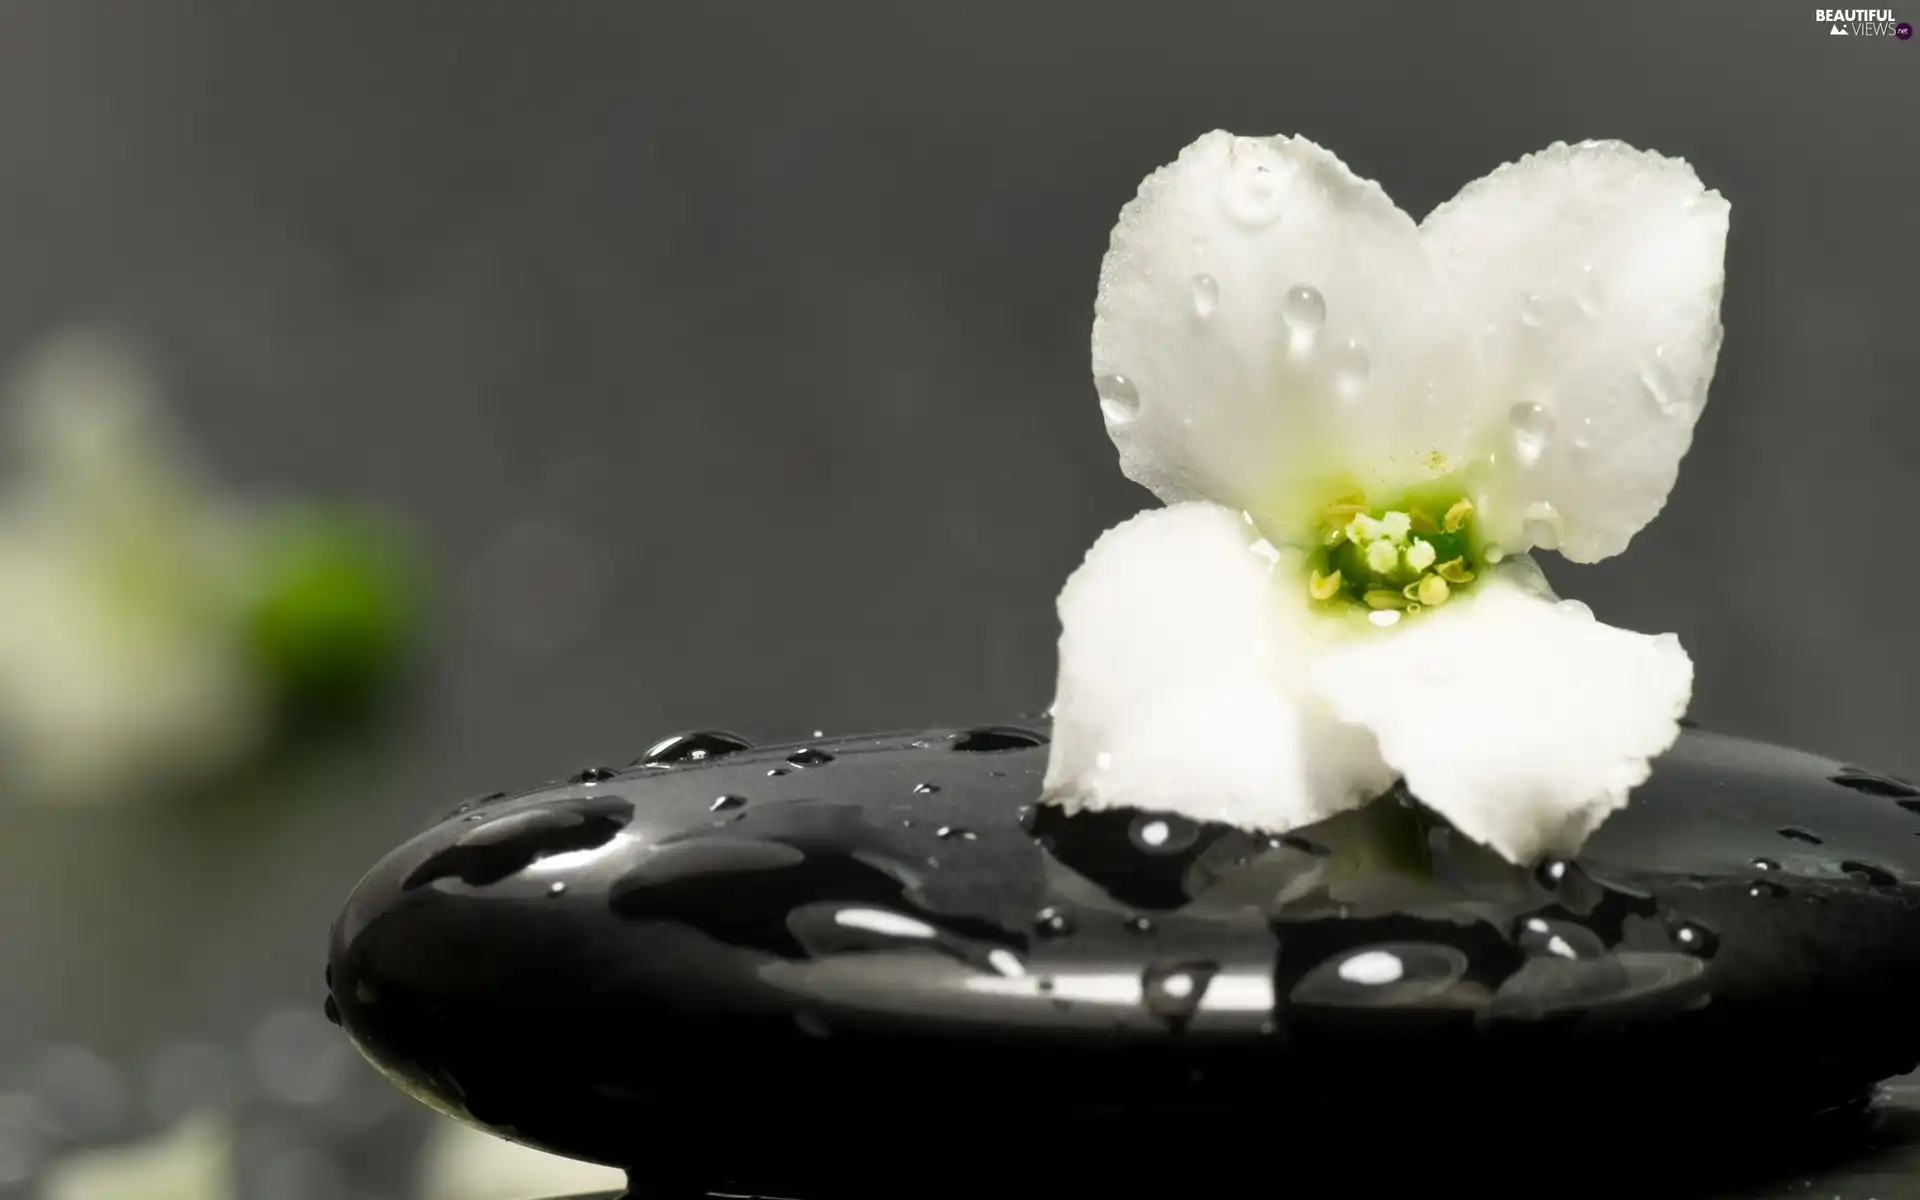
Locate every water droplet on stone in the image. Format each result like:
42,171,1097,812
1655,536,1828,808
1128,813,1199,855
1034,907,1074,937
1842,860,1899,887
786,748,835,767
1514,914,1604,960
1096,374,1140,424
1190,274,1218,317
1508,401,1554,467
936,825,977,841
1668,918,1719,958
572,766,618,784
636,731,752,766
912,782,939,795
323,997,341,1027
1141,961,1218,1024
1331,338,1370,395
548,881,568,897
950,726,1047,752
710,795,746,813
1779,826,1823,845
1752,857,1781,871
406,797,634,889
1126,915,1156,935
1281,284,1326,333
1833,769,1920,798
1748,880,1787,898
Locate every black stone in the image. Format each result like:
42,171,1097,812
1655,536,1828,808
330,725,1920,1198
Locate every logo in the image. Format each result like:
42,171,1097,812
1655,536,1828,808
1816,7,1908,34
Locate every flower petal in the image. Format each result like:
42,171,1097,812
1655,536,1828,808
1421,141,1729,562
1043,502,1395,829
1312,569,1693,863
1093,133,1464,541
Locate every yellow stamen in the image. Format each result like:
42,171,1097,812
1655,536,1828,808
1408,508,1439,535
1416,575,1451,606
1364,589,1408,610
1443,498,1474,533
1308,568,1343,601
1437,557,1476,584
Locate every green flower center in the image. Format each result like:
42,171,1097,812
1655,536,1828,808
1305,494,1480,623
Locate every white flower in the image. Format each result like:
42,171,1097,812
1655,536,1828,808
0,330,264,805
37,1113,234,1200
417,1116,626,1200
1043,132,1727,864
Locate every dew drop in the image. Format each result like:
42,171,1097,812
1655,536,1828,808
1034,907,1075,937
1190,274,1219,318
1519,294,1546,328
1508,401,1554,467
1281,284,1326,332
766,768,788,778
710,794,746,813
1522,501,1562,551
1125,915,1156,935
1367,610,1400,628
547,881,568,897
1095,374,1141,424
1668,918,1719,958
911,782,940,795
785,748,835,768
936,825,977,841
1748,880,1787,898
572,766,618,784
1331,338,1370,395
1555,599,1593,621
1752,857,1781,871
1127,813,1198,855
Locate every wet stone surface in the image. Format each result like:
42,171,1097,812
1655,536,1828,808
330,725,1920,1197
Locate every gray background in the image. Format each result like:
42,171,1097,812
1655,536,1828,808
0,0,1912,1135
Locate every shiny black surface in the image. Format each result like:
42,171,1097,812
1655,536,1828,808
330,725,1920,1197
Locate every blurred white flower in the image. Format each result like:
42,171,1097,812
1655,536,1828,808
36,1112,234,1200
417,1116,625,1200
1046,133,1728,863
0,329,263,805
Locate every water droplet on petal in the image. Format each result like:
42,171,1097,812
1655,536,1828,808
1508,401,1554,467
1574,264,1603,314
1095,374,1140,424
1522,501,1562,551
1331,338,1370,396
1190,274,1218,318
1282,284,1326,332
1519,294,1546,327
1555,599,1593,621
